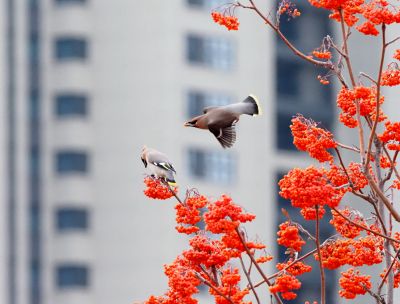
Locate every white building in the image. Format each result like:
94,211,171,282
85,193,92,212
0,0,347,304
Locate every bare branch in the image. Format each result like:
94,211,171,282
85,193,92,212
239,255,261,304
331,207,400,243
315,205,326,304
365,24,387,170
235,227,284,304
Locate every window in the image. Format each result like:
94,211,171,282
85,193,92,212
276,112,294,150
55,94,88,117
56,208,88,231
275,4,334,151
56,151,88,174
187,34,234,70
55,0,86,4
56,265,89,288
55,37,87,60
188,148,235,184
187,0,227,9
187,0,203,6
278,16,298,41
187,91,232,118
30,90,39,121
277,58,301,98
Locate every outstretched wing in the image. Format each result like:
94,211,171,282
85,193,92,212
203,106,219,114
208,124,237,149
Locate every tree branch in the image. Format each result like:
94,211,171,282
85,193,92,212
331,207,400,245
235,227,284,304
365,24,386,170
315,205,326,304
239,255,261,304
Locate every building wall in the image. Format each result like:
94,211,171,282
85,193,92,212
38,1,273,303
1,2,9,303
3,1,394,304
3,1,31,304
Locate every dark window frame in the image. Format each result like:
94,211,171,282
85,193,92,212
186,0,204,7
56,151,89,174
55,37,87,60
55,93,88,117
55,0,87,4
187,148,236,184
186,0,228,9
186,34,234,70
56,265,89,288
56,207,89,231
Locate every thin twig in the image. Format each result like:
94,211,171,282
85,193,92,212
371,200,389,237
196,274,235,304
235,227,284,304
293,222,316,241
386,36,400,46
365,24,386,170
315,205,326,304
365,173,400,222
363,117,400,182
239,255,261,304
339,10,356,87
267,249,318,280
331,207,400,244
365,288,386,304
251,248,319,289
335,147,353,186
383,151,399,183
165,181,185,206
199,265,217,285
339,9,367,166
383,147,400,181
334,148,375,203
243,1,335,68
378,247,400,292
359,72,378,85
336,142,360,153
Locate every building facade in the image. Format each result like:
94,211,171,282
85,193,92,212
0,0,354,303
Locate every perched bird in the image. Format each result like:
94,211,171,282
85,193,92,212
184,95,262,148
141,146,177,186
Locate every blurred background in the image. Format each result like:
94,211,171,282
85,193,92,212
1,0,399,304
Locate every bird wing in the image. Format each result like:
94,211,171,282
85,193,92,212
203,106,219,114
208,124,237,149
155,162,176,173
147,151,176,173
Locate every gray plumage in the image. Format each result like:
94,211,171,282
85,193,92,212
184,95,262,148
141,146,177,186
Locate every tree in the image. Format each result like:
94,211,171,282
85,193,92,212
141,1,400,303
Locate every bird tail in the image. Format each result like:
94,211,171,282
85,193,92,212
241,95,262,116
167,179,178,187
165,171,178,187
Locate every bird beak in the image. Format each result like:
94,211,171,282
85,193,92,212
184,122,191,127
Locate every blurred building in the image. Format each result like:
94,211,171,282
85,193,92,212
1,0,347,304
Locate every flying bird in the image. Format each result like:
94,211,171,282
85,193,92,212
141,146,177,186
184,95,262,148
